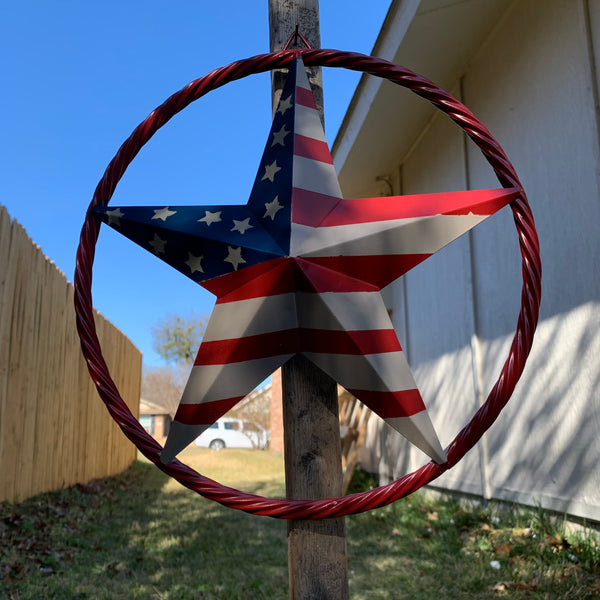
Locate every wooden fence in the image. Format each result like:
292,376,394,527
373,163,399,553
0,204,142,503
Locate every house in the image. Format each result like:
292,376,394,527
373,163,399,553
139,397,172,440
332,0,600,522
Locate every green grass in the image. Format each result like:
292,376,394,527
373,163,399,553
346,495,600,599
1,449,599,599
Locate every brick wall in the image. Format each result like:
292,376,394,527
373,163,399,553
269,368,284,452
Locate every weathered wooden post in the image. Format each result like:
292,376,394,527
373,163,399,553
268,2,350,599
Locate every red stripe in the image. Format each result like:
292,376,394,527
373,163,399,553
175,397,244,425
299,255,430,290
204,253,430,303
299,328,402,355
347,388,425,419
203,258,289,300
195,329,299,365
294,134,333,164
319,189,518,226
213,258,338,303
295,257,382,292
291,187,341,226
205,254,431,301
296,86,317,109
212,256,386,304
195,328,402,365
443,188,519,214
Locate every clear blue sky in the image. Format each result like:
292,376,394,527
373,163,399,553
2,1,391,368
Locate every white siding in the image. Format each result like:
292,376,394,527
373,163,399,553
402,105,486,497
462,0,600,520
365,0,600,520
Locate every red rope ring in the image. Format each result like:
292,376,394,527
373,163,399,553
74,48,541,519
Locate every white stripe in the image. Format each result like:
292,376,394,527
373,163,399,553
291,218,417,256
208,290,394,337
303,351,417,392
203,294,298,341
205,291,391,341
295,60,312,90
294,104,327,142
296,291,392,332
292,213,487,257
292,155,342,198
292,218,420,256
181,355,293,405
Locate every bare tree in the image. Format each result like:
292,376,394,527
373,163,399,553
151,313,207,365
141,364,187,418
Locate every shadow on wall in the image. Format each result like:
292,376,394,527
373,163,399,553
482,301,600,519
369,302,600,522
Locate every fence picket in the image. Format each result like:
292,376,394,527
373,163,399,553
0,205,141,503
0,207,19,501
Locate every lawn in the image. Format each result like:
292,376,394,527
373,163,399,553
1,447,598,599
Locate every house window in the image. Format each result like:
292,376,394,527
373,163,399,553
140,414,154,435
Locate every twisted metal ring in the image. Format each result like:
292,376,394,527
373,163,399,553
74,48,541,519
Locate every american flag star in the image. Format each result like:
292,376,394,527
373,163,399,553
94,57,519,465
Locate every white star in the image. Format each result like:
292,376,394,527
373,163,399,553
224,246,246,271
262,161,281,183
148,234,167,255
198,210,222,226
230,218,254,234
152,206,177,221
105,207,124,227
185,253,204,274
277,94,293,115
263,196,284,220
271,125,290,147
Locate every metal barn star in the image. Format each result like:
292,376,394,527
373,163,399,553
94,58,518,464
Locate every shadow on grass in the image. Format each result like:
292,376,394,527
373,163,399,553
346,494,600,600
3,461,598,600
1,460,288,600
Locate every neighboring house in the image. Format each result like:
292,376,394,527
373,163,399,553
139,398,172,440
141,383,272,447
332,0,600,521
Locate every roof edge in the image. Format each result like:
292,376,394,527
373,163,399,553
332,0,421,168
